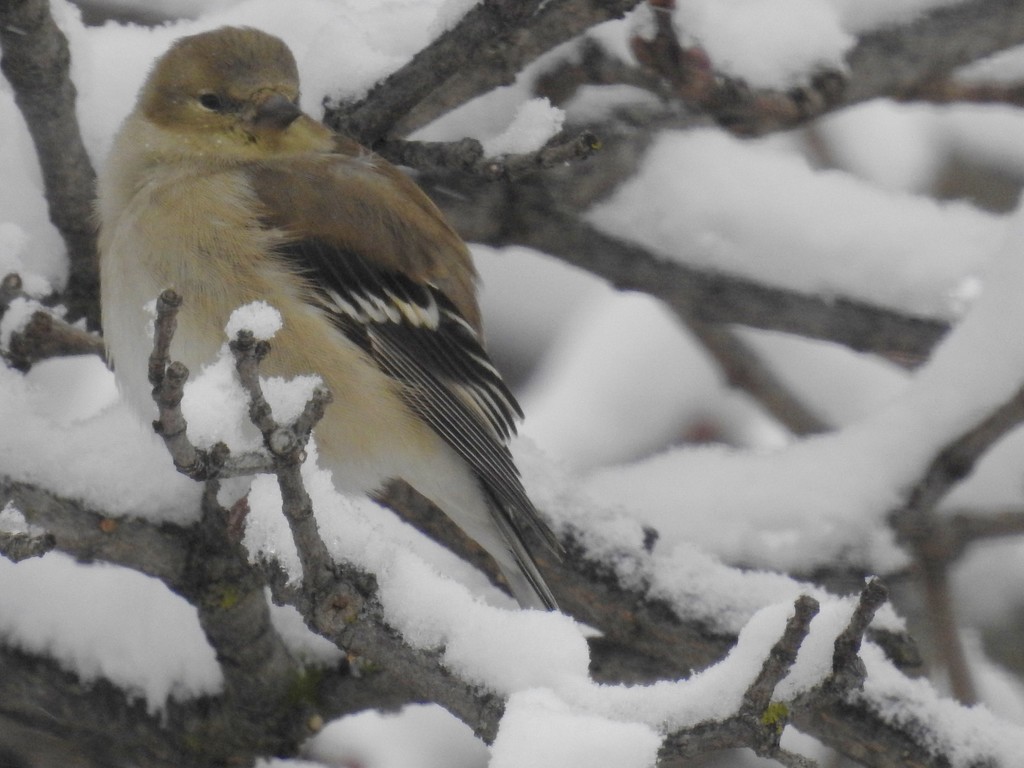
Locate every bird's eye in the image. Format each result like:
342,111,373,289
198,93,224,111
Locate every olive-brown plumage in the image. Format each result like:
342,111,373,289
98,26,559,609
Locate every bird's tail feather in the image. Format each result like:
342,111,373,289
485,489,559,611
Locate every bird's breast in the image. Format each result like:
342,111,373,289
98,165,439,493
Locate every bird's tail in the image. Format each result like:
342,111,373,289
484,489,560,611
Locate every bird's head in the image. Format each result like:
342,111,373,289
137,26,333,158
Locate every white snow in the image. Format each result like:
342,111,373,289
860,643,1024,767
669,0,855,89
492,689,661,768
575,207,1024,574
0,552,222,711
225,301,284,341
0,357,202,523
303,704,488,768
587,128,1005,318
480,98,566,157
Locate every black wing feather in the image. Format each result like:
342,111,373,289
273,238,560,555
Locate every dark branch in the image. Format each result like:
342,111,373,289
831,578,889,690
147,291,274,480
0,477,191,583
325,0,643,144
0,0,99,327
682,318,832,435
886,383,1024,705
6,308,105,371
228,328,336,593
0,527,55,562
473,203,950,362
377,130,602,181
844,0,1024,106
658,595,821,766
622,0,1024,136
894,383,1024,528
745,596,820,716
945,507,1024,555
900,77,1024,107
0,271,26,309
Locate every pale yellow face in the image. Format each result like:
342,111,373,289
137,26,332,157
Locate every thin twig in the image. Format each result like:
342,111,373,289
682,317,831,435
896,384,1024,522
150,342,211,481
623,0,1024,137
658,594,821,765
884,383,1024,705
900,77,1024,107
746,596,821,714
147,291,274,480
229,329,336,593
148,289,181,388
831,578,888,690
534,36,667,106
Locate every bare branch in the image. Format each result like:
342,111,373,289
746,595,820,716
844,0,1024,106
6,308,105,371
682,318,832,436
0,477,191,584
148,288,181,388
145,299,198,474
377,130,602,181
897,384,1024,524
229,328,337,593
0,528,54,562
535,35,666,104
945,507,1024,553
620,0,1024,136
886,383,1024,705
181,484,311,750
831,578,889,690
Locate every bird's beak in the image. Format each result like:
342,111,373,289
251,92,302,131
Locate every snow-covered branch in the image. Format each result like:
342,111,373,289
378,129,602,181
325,0,644,144
0,0,97,327
0,272,104,370
443,193,950,361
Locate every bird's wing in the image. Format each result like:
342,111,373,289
246,156,561,556
250,152,482,330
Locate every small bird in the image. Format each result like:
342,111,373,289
97,26,560,610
